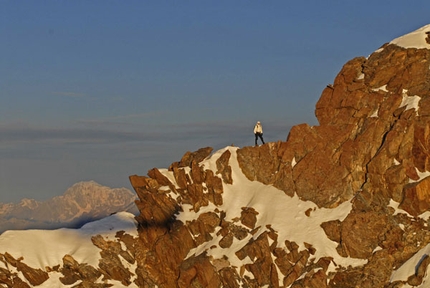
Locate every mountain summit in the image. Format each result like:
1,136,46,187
3,24,430,287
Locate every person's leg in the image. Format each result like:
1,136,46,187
255,134,258,146
259,133,265,144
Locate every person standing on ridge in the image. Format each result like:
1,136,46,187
254,121,265,146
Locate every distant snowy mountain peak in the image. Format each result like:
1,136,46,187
18,198,38,209
0,181,138,234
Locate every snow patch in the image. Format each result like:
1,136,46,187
390,243,430,284
390,24,430,49
409,167,430,183
372,85,388,92
0,212,138,270
400,89,421,115
389,200,411,217
370,109,379,118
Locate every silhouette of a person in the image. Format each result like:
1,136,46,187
254,121,265,146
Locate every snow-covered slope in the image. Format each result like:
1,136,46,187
0,212,138,287
390,24,430,49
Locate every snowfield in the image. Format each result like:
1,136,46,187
0,212,139,287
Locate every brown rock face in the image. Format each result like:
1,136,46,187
235,44,430,213
169,147,214,169
400,177,430,216
0,253,48,287
336,211,389,259
216,149,233,185
59,254,101,285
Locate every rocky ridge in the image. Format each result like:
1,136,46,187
2,25,430,287
128,24,430,287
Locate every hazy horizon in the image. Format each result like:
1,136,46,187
2,1,430,203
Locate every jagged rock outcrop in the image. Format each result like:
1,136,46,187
0,181,138,234
0,253,49,287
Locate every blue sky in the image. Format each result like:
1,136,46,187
1,1,430,203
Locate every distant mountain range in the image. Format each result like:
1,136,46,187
0,181,138,234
